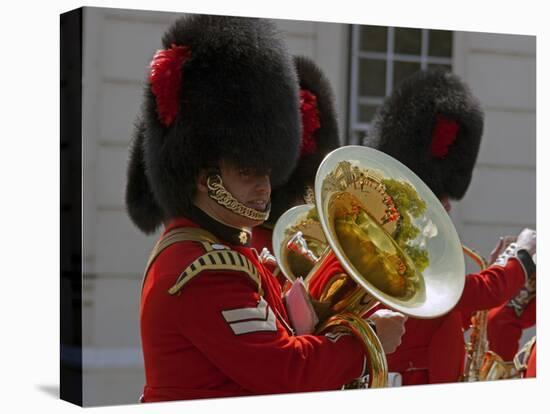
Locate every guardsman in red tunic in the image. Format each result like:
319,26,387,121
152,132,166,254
251,55,341,286
363,69,536,385
125,15,406,403
378,243,534,384
486,263,536,372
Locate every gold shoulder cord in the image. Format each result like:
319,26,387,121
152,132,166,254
141,227,262,296
167,249,263,296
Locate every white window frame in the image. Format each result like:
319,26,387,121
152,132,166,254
348,26,453,144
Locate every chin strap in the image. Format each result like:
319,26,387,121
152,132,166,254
207,174,270,222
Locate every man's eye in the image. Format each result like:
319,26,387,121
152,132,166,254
239,169,253,176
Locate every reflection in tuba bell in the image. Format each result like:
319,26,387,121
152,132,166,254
273,146,466,388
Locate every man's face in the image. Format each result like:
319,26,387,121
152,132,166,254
196,160,271,228
219,160,271,213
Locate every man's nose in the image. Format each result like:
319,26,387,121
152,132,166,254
256,175,271,194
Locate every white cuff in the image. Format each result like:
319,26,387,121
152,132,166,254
493,243,528,283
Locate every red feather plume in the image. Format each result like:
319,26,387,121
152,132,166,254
299,89,321,158
430,114,460,159
149,44,191,127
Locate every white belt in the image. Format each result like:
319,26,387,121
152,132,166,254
387,372,403,387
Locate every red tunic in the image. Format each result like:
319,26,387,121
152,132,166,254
140,217,365,402
378,259,527,385
251,225,274,254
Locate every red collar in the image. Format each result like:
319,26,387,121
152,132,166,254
162,214,252,247
163,217,199,236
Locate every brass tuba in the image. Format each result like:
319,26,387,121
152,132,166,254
273,146,466,388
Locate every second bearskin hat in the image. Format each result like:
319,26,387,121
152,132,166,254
266,56,341,226
125,14,301,233
365,69,484,200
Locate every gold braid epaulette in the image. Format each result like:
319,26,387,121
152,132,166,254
167,249,262,295
141,227,262,296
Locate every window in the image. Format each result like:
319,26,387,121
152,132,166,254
348,25,453,144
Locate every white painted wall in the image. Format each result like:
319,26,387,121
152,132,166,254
81,7,174,406
453,31,536,256
452,30,536,349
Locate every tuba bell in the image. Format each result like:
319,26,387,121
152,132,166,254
273,146,466,388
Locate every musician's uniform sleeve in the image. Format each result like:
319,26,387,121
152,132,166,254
174,270,365,394
455,257,527,318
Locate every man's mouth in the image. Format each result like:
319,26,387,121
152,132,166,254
246,200,268,211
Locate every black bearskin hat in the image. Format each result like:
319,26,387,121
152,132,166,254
125,119,165,233
266,56,341,226
125,15,301,234
365,69,484,200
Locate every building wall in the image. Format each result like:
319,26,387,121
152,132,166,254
451,30,536,348
79,6,536,406
452,31,536,259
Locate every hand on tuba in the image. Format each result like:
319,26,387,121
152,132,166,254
368,309,407,354
516,228,536,257
488,235,516,265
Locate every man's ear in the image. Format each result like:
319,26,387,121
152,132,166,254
196,169,209,193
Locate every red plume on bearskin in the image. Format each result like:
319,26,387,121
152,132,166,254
430,114,460,158
265,56,340,227
299,89,321,158
149,44,191,127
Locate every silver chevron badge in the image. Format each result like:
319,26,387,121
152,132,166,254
222,298,277,335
